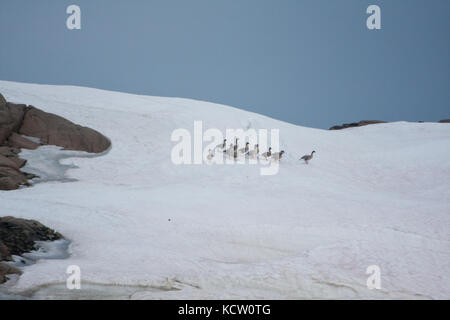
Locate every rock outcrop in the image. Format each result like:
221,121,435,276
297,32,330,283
0,217,63,256
0,242,12,261
7,132,40,150
0,216,63,284
0,146,29,190
0,146,27,168
330,119,450,129
0,154,21,170
0,263,21,284
20,107,110,153
0,93,6,107
329,120,386,130
0,102,27,144
0,160,29,191
0,93,111,190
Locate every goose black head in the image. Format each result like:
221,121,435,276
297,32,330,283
312,151,316,154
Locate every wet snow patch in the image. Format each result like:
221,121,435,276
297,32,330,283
19,145,110,185
0,239,71,299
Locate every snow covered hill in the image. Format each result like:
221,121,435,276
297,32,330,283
0,80,449,299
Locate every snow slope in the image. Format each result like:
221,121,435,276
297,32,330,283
0,80,449,299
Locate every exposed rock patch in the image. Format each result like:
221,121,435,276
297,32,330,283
0,154,21,170
20,107,111,153
0,242,11,261
0,216,63,284
0,146,21,158
331,119,450,130
0,93,6,107
0,147,26,168
0,217,63,256
0,263,21,284
329,120,386,130
0,166,29,190
0,93,111,190
7,132,40,150
0,102,26,144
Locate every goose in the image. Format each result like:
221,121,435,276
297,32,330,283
224,142,233,153
300,151,315,164
207,149,214,161
239,142,250,154
261,147,272,160
247,144,259,159
233,138,239,158
271,150,285,161
216,139,227,151
225,143,234,157
233,138,239,151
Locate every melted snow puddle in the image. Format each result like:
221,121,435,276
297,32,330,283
0,239,70,300
25,283,165,300
0,239,168,300
0,239,163,300
2,279,174,300
0,281,164,300
19,143,111,185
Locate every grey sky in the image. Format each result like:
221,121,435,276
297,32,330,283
0,0,449,128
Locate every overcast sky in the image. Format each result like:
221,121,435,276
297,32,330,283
1,0,449,128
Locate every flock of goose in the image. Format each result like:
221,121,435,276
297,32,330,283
207,138,316,164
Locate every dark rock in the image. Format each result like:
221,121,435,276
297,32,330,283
329,120,386,130
0,154,29,189
0,242,11,261
0,236,17,283
0,166,28,190
20,106,111,153
23,172,38,179
0,102,26,144
0,93,6,107
6,156,27,169
0,262,22,284
0,146,27,168
439,119,450,123
0,217,63,258
0,155,29,188
0,146,20,156
0,216,62,284
7,132,40,150
0,154,20,170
